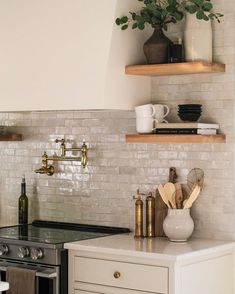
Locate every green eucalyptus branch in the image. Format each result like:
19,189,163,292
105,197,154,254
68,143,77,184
116,0,223,31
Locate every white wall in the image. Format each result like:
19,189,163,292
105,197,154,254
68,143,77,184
0,0,150,111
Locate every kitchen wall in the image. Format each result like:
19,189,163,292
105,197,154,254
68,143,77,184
0,0,150,111
0,0,234,240
0,105,234,240
151,0,235,239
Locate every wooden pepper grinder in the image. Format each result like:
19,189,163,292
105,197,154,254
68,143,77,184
133,190,144,239
146,192,155,238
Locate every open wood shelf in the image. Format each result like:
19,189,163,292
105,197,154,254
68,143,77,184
125,61,225,76
126,134,226,143
0,133,22,141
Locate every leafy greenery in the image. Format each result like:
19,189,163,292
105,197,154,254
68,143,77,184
116,0,223,31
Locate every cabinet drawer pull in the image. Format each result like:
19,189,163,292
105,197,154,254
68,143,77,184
113,271,121,279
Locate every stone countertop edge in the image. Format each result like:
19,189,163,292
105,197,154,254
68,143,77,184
64,233,235,262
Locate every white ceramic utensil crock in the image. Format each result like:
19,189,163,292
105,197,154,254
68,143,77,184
163,208,194,242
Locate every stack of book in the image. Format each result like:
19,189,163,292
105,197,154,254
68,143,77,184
153,123,219,135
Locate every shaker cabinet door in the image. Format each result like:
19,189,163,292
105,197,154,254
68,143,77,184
181,254,233,294
74,256,168,294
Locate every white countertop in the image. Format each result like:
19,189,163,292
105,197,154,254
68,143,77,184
0,282,9,291
65,233,235,261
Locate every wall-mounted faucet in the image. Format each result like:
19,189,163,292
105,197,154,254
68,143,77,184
35,152,55,176
35,139,88,176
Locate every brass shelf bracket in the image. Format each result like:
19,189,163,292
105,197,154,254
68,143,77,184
35,139,88,176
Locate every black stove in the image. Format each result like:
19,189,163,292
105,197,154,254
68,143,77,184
0,220,130,294
0,220,130,264
0,223,110,245
0,225,106,244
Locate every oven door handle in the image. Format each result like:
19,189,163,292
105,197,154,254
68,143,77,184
0,266,57,278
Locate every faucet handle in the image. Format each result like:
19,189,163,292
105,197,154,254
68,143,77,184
81,141,88,168
55,138,65,144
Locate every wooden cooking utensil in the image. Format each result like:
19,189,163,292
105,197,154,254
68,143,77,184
163,182,176,209
158,184,171,208
183,185,201,209
171,192,176,209
175,182,184,209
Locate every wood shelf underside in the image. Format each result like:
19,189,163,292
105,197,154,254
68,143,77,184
0,134,22,141
125,61,225,76
126,134,226,143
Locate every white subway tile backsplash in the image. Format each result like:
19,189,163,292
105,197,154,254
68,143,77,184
149,0,235,239
0,0,234,239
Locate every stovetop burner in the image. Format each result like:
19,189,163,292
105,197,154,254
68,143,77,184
0,220,130,266
0,225,109,244
0,220,130,245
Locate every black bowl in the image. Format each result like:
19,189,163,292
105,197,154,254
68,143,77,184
178,110,202,114
178,107,202,111
178,112,201,122
179,105,201,107
178,104,202,108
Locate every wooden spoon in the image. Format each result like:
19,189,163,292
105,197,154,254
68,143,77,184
164,182,176,209
183,185,201,209
158,184,171,208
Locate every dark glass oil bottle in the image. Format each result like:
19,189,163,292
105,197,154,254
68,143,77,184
18,175,28,225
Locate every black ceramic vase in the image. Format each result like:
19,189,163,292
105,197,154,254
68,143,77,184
143,25,172,64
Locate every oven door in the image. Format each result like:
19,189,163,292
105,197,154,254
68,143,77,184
0,259,59,294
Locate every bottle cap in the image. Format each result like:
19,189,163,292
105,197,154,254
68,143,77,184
22,174,25,183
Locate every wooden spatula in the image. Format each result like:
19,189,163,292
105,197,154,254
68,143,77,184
183,185,201,209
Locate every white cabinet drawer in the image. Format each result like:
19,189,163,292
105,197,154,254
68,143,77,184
74,256,168,293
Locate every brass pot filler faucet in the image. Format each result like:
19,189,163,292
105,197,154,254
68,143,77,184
35,139,88,176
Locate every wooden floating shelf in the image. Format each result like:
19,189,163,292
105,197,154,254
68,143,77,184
126,134,226,144
125,61,225,76
0,133,22,141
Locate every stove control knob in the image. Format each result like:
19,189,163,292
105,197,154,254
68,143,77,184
0,244,9,256
30,248,43,260
18,247,29,259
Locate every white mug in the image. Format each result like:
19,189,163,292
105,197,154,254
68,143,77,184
135,104,155,118
153,104,170,123
136,117,156,133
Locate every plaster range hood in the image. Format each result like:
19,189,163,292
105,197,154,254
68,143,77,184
0,0,151,111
